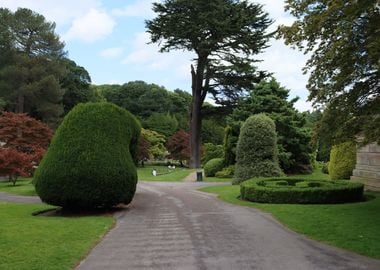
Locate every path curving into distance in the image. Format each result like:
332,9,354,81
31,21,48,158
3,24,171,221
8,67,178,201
77,181,380,270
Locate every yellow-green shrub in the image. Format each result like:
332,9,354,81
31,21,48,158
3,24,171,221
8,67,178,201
328,141,356,180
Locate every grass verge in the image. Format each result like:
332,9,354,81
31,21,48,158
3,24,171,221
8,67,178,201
0,202,114,270
0,178,36,196
137,166,194,181
199,184,380,259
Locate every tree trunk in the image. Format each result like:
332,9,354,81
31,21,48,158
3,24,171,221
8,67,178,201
189,94,202,168
189,56,208,168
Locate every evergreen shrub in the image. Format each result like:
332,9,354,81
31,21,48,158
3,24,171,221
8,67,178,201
328,141,356,180
233,114,283,184
34,102,140,209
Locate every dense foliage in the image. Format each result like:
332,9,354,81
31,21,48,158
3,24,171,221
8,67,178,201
204,158,224,177
140,128,168,159
279,0,380,145
147,0,272,167
0,8,65,124
166,130,190,166
144,113,178,138
234,114,283,184
34,103,140,209
329,141,357,180
0,112,52,184
240,178,364,204
231,79,313,173
202,143,224,165
0,8,95,125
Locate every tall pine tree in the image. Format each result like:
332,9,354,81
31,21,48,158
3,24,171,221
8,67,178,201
0,8,66,124
146,0,272,168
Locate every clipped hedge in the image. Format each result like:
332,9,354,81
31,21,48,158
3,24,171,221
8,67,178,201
234,114,283,184
204,158,224,177
34,102,141,209
240,178,364,204
328,141,356,180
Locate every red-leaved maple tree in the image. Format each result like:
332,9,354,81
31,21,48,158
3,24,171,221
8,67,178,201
0,112,53,184
166,130,190,166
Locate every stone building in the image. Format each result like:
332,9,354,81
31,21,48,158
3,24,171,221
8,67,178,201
351,142,380,191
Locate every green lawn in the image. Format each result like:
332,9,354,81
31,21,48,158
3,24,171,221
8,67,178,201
0,178,36,196
137,166,194,181
199,178,380,259
204,176,232,182
0,202,114,270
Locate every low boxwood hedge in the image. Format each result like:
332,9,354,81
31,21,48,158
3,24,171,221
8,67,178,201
240,178,364,204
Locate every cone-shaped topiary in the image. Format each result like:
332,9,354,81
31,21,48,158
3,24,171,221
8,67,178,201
233,114,283,184
328,141,356,180
34,102,141,209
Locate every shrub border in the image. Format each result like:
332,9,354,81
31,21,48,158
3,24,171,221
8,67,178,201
240,178,364,204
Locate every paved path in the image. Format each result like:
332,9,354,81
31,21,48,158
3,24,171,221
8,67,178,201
77,181,380,270
0,191,41,204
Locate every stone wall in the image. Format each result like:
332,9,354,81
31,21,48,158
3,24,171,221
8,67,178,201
351,142,380,191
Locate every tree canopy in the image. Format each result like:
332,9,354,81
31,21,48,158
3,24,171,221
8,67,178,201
0,8,66,124
146,0,273,167
279,0,380,144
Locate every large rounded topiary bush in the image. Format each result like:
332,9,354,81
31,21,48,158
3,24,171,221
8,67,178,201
240,178,364,204
34,103,141,209
233,114,283,184
328,141,356,180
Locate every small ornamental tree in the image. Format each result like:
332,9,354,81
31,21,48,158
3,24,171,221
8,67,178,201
34,103,141,209
0,148,32,185
234,114,283,184
0,112,52,184
137,134,151,166
166,130,190,166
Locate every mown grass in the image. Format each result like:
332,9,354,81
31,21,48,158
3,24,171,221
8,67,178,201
199,169,380,259
0,178,36,196
137,166,194,181
0,203,114,270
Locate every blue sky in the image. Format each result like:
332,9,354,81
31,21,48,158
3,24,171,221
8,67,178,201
0,0,312,111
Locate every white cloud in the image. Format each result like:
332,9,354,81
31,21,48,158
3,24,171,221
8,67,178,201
112,0,155,18
122,32,195,83
294,99,313,112
63,8,116,43
100,47,124,59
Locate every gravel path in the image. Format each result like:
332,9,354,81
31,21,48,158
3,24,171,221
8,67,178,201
77,181,380,270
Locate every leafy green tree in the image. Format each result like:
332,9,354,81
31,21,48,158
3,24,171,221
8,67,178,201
144,113,178,138
61,59,98,114
201,119,224,145
0,8,66,124
279,0,380,145
231,79,313,173
202,143,224,165
141,128,168,159
146,0,272,168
